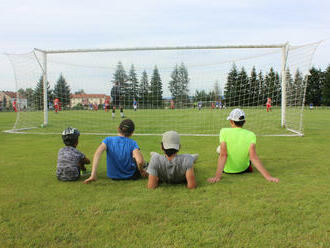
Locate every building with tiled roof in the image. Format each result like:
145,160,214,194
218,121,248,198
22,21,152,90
0,91,27,109
70,94,110,107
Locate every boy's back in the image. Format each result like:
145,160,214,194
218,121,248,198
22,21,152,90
102,135,139,179
220,127,256,173
208,108,279,183
57,146,85,181
147,153,195,184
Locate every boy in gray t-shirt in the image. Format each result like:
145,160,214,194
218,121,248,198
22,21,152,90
147,131,198,189
56,127,90,181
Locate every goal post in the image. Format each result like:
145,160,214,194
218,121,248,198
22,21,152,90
281,42,289,128
6,42,320,136
42,51,48,126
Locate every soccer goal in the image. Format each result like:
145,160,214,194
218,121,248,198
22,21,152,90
6,42,320,136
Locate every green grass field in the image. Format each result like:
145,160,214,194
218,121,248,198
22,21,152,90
12,107,301,136
0,109,329,247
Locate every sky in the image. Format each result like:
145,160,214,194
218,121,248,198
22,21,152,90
0,0,329,92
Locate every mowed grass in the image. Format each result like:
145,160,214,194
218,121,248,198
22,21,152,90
13,107,299,136
0,109,329,248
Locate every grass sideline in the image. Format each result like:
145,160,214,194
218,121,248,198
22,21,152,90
0,110,329,247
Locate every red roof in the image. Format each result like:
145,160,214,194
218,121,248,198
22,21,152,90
2,91,17,98
71,94,110,99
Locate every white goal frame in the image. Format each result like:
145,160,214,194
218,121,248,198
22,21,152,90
34,43,292,133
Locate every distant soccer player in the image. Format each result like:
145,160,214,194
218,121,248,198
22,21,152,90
211,102,215,109
93,102,98,111
198,101,202,110
266,98,272,112
104,97,110,112
309,103,314,110
111,82,125,118
208,108,279,184
170,99,175,110
88,102,93,111
56,127,91,181
54,98,60,113
12,99,17,112
133,98,138,111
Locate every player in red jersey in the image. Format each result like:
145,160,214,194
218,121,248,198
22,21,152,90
93,102,98,111
104,98,110,112
54,98,60,113
13,99,17,112
266,98,272,112
170,99,175,110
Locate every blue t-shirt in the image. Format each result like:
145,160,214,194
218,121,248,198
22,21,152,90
102,136,139,179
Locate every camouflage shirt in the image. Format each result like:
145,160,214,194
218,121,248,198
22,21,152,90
56,146,85,181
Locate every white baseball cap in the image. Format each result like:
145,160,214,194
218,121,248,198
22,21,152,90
162,131,180,150
227,108,246,122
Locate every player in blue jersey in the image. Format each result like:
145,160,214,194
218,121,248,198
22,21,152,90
133,98,138,111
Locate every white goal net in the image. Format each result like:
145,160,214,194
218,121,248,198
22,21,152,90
6,42,320,136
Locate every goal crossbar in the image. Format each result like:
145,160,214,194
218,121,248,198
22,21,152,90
34,44,287,54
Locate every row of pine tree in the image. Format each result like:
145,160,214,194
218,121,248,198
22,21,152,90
15,62,330,110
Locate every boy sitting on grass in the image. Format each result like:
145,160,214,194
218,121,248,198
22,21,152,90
147,131,198,189
208,108,279,183
84,119,147,183
56,127,91,181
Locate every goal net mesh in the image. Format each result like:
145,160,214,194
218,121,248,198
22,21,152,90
6,43,319,136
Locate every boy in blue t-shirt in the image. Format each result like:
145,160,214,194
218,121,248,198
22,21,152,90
84,119,147,183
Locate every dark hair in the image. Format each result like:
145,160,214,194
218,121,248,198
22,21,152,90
119,119,135,137
161,142,178,157
233,120,245,127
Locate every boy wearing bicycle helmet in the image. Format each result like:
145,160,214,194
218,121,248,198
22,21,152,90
56,127,90,181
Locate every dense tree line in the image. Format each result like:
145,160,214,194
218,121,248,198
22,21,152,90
222,64,330,107
18,74,71,110
224,64,283,106
111,61,188,108
16,63,330,111
305,65,330,106
193,64,330,107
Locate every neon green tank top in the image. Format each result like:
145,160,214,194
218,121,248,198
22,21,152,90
219,128,256,173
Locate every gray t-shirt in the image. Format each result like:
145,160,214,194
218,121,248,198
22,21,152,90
147,153,194,184
56,146,85,181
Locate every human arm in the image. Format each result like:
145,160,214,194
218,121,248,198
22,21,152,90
249,144,279,183
83,143,106,184
79,157,90,167
147,154,160,189
132,148,147,178
147,174,159,189
207,142,227,183
185,168,197,189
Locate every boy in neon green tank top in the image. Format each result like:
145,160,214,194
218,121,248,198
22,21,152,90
208,108,279,183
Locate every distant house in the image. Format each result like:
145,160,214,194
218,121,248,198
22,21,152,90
70,94,110,107
0,91,27,109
